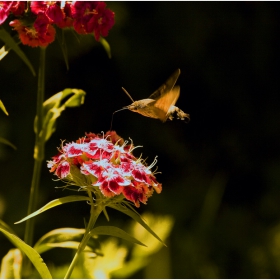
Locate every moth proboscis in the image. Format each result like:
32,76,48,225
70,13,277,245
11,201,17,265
110,69,190,129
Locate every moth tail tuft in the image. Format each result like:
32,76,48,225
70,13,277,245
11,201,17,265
167,106,190,123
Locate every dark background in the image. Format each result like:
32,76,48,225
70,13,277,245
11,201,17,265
1,2,280,278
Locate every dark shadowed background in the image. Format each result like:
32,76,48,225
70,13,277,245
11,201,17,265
1,2,280,278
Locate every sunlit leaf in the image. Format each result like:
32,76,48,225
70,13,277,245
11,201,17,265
112,256,149,279
79,238,127,279
0,99,8,115
112,213,174,279
131,213,174,255
42,88,85,112
102,207,110,222
0,249,22,279
0,220,16,235
15,195,89,224
0,225,52,279
36,241,101,256
64,90,86,107
108,203,166,246
0,137,16,149
0,27,36,76
0,45,9,60
41,106,63,142
55,28,69,70
90,226,147,247
99,37,111,59
34,88,86,142
34,227,102,256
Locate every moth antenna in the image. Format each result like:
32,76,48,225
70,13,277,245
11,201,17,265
122,87,135,102
110,107,128,131
110,87,134,131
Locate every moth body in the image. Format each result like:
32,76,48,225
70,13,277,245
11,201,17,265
126,99,168,120
118,69,190,123
126,99,155,111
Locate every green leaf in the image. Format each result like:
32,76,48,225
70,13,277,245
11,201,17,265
111,213,174,279
37,241,91,254
34,228,102,256
55,28,69,70
0,248,22,279
0,99,8,115
108,203,166,246
15,195,90,224
40,106,63,142
112,257,149,279
0,137,16,150
0,225,52,279
43,88,85,141
99,37,112,59
0,45,9,60
34,88,86,142
90,226,147,247
0,220,16,235
102,207,110,222
0,27,36,76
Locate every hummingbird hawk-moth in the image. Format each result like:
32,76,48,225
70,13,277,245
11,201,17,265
116,69,190,123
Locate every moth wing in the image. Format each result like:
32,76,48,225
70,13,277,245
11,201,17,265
146,105,168,121
153,86,180,122
148,68,181,100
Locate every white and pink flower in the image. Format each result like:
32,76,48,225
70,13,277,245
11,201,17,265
47,131,162,207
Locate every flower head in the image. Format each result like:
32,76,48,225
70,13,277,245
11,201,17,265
10,2,26,16
91,1,115,41
56,2,74,28
0,2,13,24
48,131,162,207
9,13,55,47
31,1,64,26
1,1,115,47
71,1,115,40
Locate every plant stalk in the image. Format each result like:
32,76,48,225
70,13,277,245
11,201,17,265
24,47,46,247
64,192,103,279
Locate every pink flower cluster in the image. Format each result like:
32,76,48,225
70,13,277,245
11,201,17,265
47,131,162,208
0,1,115,48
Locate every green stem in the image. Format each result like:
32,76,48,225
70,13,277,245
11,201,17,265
64,193,103,279
24,47,46,247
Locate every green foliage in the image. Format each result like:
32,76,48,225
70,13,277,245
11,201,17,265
0,100,16,149
108,202,166,246
0,220,16,235
0,224,52,279
75,238,127,279
112,213,174,279
0,45,8,60
0,27,35,76
99,37,111,59
15,195,90,224
34,88,86,142
90,226,147,247
40,213,173,279
0,137,16,150
0,99,8,116
15,194,164,250
55,28,69,70
0,249,22,278
34,228,102,256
